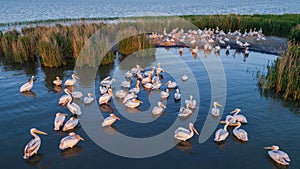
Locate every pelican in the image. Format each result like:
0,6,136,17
160,89,170,99
129,80,140,94
125,71,133,78
54,112,68,130
214,120,229,142
166,81,177,88
59,132,84,150
174,89,181,100
53,76,62,86
20,76,34,92
99,88,113,105
123,92,137,104
156,63,164,74
71,90,83,99
121,81,130,88
100,76,115,86
62,117,79,131
244,47,249,57
174,123,199,141
264,145,291,165
99,85,109,95
102,114,120,127
83,93,94,104
143,82,153,89
64,74,79,86
115,90,128,99
152,102,166,115
144,67,155,77
226,45,231,52
230,108,248,123
182,74,188,81
151,81,162,90
141,72,152,83
23,128,47,159
130,65,144,74
178,104,192,117
211,102,222,117
67,98,82,115
59,89,72,106
214,45,221,52
185,95,196,109
220,115,239,127
124,99,143,108
233,122,248,141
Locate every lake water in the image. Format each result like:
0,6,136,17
0,48,299,169
1,0,299,24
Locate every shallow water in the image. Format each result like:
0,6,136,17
0,48,299,169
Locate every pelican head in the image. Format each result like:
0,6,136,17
110,114,120,120
69,132,84,140
213,102,222,107
72,74,80,79
87,93,93,97
264,145,280,151
56,76,60,80
132,99,143,104
189,123,199,135
158,102,167,109
166,81,171,85
29,76,35,84
108,89,113,97
158,62,161,67
176,89,180,93
230,108,241,114
30,128,47,135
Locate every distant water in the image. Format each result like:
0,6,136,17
1,0,299,24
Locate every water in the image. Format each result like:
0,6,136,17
0,48,299,168
1,0,299,24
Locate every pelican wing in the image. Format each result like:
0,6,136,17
174,127,190,134
59,136,79,150
102,116,116,127
84,97,94,104
54,116,65,130
59,95,72,105
24,138,40,159
269,150,291,165
20,82,32,92
152,106,163,115
64,79,75,86
214,129,228,141
99,93,111,104
63,119,78,131
174,127,191,141
235,115,248,123
233,129,248,141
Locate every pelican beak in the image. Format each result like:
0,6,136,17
230,110,236,114
161,103,167,109
229,123,239,127
220,121,227,124
264,146,272,150
62,113,68,116
35,130,47,135
77,135,85,140
193,126,199,135
216,103,222,107
112,114,120,120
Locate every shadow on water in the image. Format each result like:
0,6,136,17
176,141,193,154
61,146,83,158
22,91,36,98
25,153,47,169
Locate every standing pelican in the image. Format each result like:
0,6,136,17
124,99,143,108
214,120,229,142
264,145,291,165
152,102,166,115
84,93,94,104
99,88,113,105
174,89,181,100
174,123,199,141
54,112,68,130
59,89,72,106
185,95,196,109
53,76,62,86
230,108,248,123
233,122,248,141
67,98,82,115
64,74,79,86
23,128,47,159
102,114,120,127
211,102,222,117
20,76,34,92
62,117,79,131
59,132,84,150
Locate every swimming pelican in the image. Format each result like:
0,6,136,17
123,92,137,104
166,81,177,88
143,82,153,89
59,89,72,106
230,108,248,123
264,145,291,165
211,102,222,117
99,85,109,95
20,76,34,92
67,98,82,115
178,104,192,117
115,90,128,99
53,76,62,86
182,74,188,81
129,80,140,94
100,76,115,86
59,132,84,150
214,120,229,142
160,89,170,99
124,99,143,108
71,90,83,99
121,81,130,88
156,63,164,74
174,89,181,100
233,122,248,141
54,112,68,130
152,102,166,115
23,128,47,159
185,95,196,109
102,114,120,127
64,74,79,86
219,115,239,127
83,93,94,104
174,123,199,141
62,117,79,131
151,81,162,90
125,71,133,78
99,88,113,105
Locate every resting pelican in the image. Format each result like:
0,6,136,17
84,93,94,104
59,89,72,106
178,104,192,117
160,89,170,99
99,85,109,95
143,82,153,89
129,80,140,94
233,122,248,141
59,132,84,150
130,65,144,74
67,98,82,115
174,123,199,141
152,102,166,115
115,90,128,99
151,81,162,90
166,81,177,88
121,81,130,88
102,114,120,127
264,145,291,165
174,89,181,100
244,47,249,57
230,108,248,123
220,115,239,127
141,72,152,83
185,95,196,109
123,92,137,104
156,63,164,74
99,88,113,105
23,128,47,159
64,74,79,86
214,120,229,142
226,45,231,52
124,99,143,108
71,90,83,99
144,67,155,77
182,74,188,81
53,76,62,86
100,76,115,86
211,102,222,117
54,112,68,130
20,76,34,92
62,117,79,131
125,71,133,78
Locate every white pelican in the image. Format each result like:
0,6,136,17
20,76,34,92
264,145,291,165
99,88,113,105
233,122,248,142
130,65,144,74
53,76,62,86
102,114,120,127
141,72,152,83
23,128,47,159
99,86,109,95
236,37,243,47
54,112,68,130
166,81,177,88
204,43,212,51
151,81,162,90
160,89,170,99
226,45,231,52
178,104,192,117
174,123,199,141
59,89,72,106
220,115,239,127
62,117,79,131
125,71,133,78
152,102,166,115
64,74,79,86
71,90,83,99
156,63,164,74
84,93,94,104
121,81,130,88
174,89,181,100
123,92,137,104
143,82,153,89
144,67,155,77
185,95,196,109
100,76,115,86
211,102,222,117
115,90,128,99
230,108,248,123
67,98,82,115
129,80,140,94
214,120,229,142
214,45,221,52
182,74,188,81
244,47,249,57
59,132,84,150
124,99,143,108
